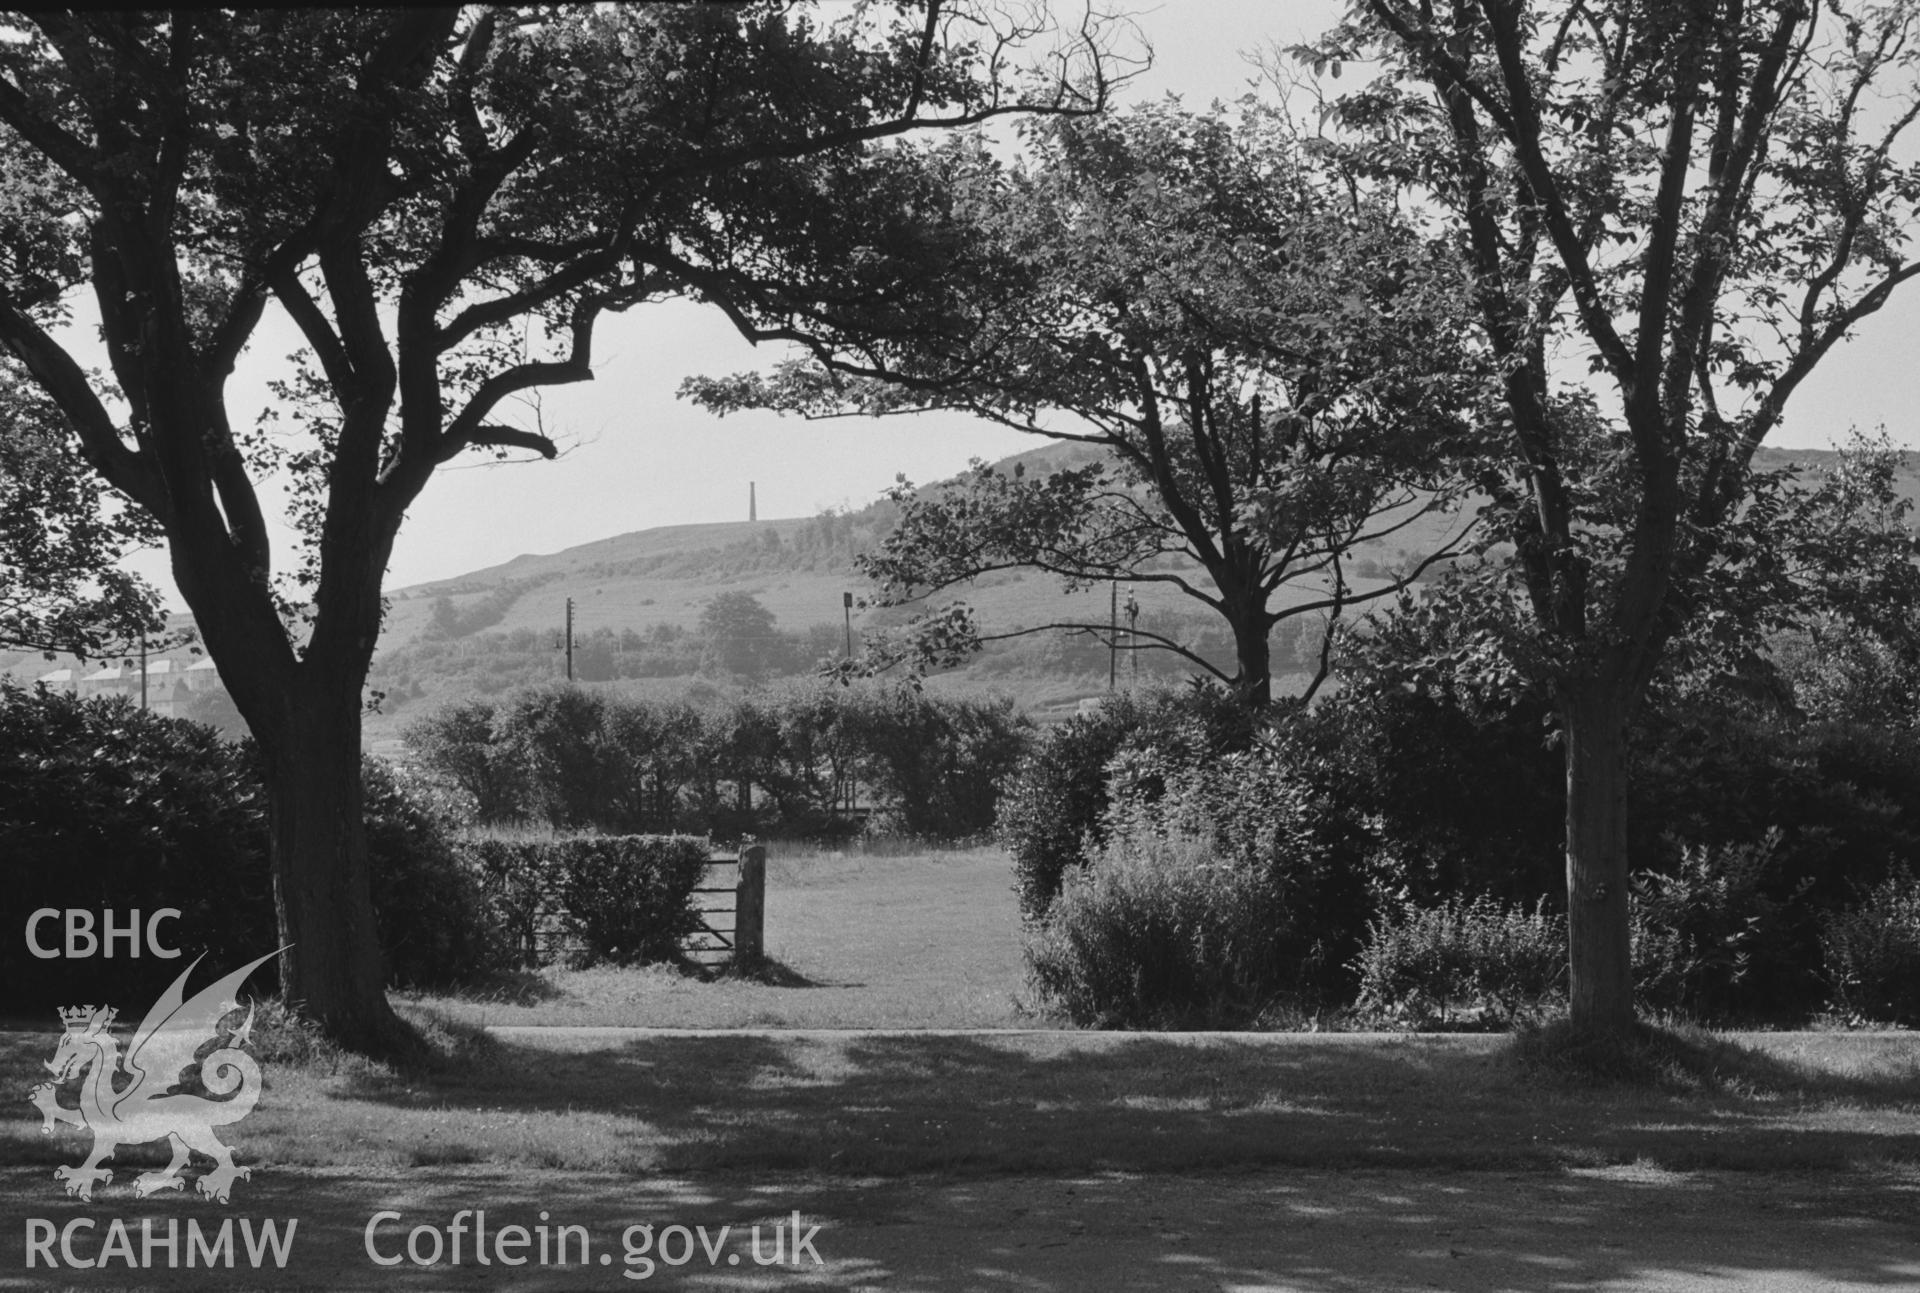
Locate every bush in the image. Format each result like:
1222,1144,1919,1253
1000,685,1252,920
1268,687,1564,911
361,757,506,989
844,683,1031,840
1629,830,1807,1021
1819,870,1920,1024
1022,737,1344,1028
493,684,627,832
462,834,712,968
0,683,508,1006
464,837,555,967
407,679,1029,844
0,683,275,1008
1024,823,1290,1028
402,699,525,824
1116,740,1368,996
551,835,710,967
1353,895,1565,1029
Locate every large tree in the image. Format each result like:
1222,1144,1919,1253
690,103,1487,707
1294,0,1920,1035
0,5,1123,1049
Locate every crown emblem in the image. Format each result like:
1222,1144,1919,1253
56,1006,110,1032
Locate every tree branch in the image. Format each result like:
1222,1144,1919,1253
438,423,558,464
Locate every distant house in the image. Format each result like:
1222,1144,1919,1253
140,660,191,718
79,663,124,697
55,657,221,719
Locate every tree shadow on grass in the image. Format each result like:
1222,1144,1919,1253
1512,1018,1920,1103
327,1031,1920,1179
1,1158,1915,1291
7,1027,1920,1289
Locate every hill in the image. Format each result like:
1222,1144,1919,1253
7,439,1914,751
357,435,1454,742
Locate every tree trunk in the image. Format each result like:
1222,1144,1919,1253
1561,683,1636,1037
1224,591,1273,709
255,680,405,1054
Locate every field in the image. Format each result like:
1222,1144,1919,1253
401,844,1030,1030
5,846,1920,1289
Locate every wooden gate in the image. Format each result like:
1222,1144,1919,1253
684,843,766,970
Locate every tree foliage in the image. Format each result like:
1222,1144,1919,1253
1292,0,1920,1034
699,590,782,681
0,360,164,657
0,3,1126,1048
689,101,1487,706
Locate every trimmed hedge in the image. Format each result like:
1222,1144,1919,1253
0,683,274,1009
406,679,1031,842
466,834,711,967
0,682,503,1008
361,758,509,989
553,835,709,966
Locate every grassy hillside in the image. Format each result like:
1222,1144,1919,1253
358,436,1450,743
6,439,1913,753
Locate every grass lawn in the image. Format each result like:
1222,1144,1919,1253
9,835,1920,1288
6,1022,1920,1183
398,843,1032,1030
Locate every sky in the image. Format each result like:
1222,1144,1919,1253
112,1,1920,606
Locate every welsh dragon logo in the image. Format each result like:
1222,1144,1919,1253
27,950,279,1204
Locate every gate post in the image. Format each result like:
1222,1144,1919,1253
736,844,766,968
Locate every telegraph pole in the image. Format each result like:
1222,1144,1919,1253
565,597,574,681
843,591,854,659
139,630,148,711
1125,589,1139,690
1108,578,1117,690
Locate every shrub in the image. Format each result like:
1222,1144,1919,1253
1024,822,1290,1028
0,683,512,1005
402,699,526,824
462,837,552,967
1819,870,1920,1024
999,685,1251,920
731,679,865,838
1353,895,1565,1029
1629,830,1807,1021
1630,707,1920,920
1022,736,1343,1028
462,833,712,969
0,683,275,1008
1267,687,1564,910
361,757,506,988
600,696,712,835
493,684,626,832
551,835,710,967
845,683,1031,840
1113,740,1367,996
